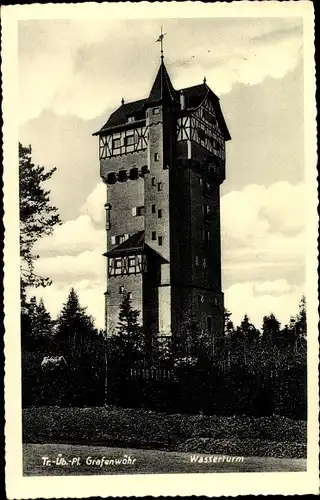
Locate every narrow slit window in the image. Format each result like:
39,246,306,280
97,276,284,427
152,231,156,240
119,285,124,294
158,182,162,192
154,153,159,161
158,236,163,246
158,209,162,218
152,204,156,213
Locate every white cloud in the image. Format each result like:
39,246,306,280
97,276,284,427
35,248,105,281
19,19,303,124
255,279,292,295
79,182,106,225
34,214,105,255
224,280,303,329
221,182,306,266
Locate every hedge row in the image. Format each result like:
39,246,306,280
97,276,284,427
178,438,307,458
23,406,306,458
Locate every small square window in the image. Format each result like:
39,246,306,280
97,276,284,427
158,236,163,246
115,258,122,269
137,206,144,216
119,285,124,294
153,108,160,115
157,182,162,191
152,231,156,240
128,257,136,267
152,177,156,186
203,204,210,216
158,209,162,218
127,116,135,123
112,138,121,149
128,292,132,300
152,204,156,213
124,134,135,147
198,128,205,142
154,153,159,161
204,230,211,247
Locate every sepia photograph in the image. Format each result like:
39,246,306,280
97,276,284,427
3,1,318,498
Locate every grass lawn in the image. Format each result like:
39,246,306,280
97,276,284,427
23,443,307,476
23,406,307,459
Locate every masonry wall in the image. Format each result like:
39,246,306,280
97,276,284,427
106,273,143,335
102,150,147,334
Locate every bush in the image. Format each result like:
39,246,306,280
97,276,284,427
23,407,306,458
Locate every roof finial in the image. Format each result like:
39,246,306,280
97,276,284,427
156,26,167,61
121,97,125,105
203,76,207,84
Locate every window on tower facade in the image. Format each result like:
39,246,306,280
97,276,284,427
128,256,136,268
128,292,133,300
158,209,162,218
132,206,144,216
203,109,216,126
207,316,212,332
152,231,156,240
114,258,122,271
204,204,211,222
204,180,213,197
158,236,163,246
127,116,135,123
152,204,156,213
119,285,124,294
152,177,156,186
158,182,162,191
198,128,205,142
204,230,211,247
112,137,121,150
124,134,135,147
198,294,204,304
111,234,128,245
154,152,159,161
153,108,160,115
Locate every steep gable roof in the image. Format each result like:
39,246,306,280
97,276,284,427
144,59,178,108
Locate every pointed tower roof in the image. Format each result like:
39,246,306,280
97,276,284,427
144,59,178,109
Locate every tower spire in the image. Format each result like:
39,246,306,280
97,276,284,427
156,26,167,61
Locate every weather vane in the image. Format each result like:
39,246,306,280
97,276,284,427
156,26,167,60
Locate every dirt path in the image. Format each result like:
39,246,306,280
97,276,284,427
23,443,307,476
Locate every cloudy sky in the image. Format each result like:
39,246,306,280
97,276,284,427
19,12,308,330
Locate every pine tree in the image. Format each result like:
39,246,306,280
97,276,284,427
110,293,144,367
56,288,97,361
21,296,53,353
19,143,61,303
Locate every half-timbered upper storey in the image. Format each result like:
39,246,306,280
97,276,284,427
93,62,231,160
